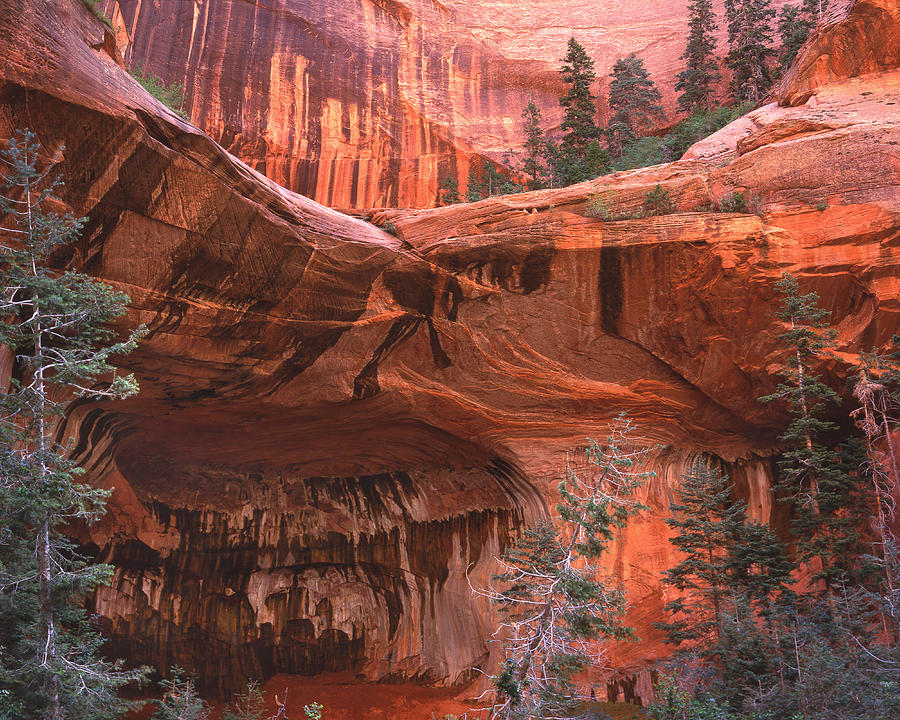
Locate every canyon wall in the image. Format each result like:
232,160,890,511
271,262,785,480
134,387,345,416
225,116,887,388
1,0,898,704
99,0,795,209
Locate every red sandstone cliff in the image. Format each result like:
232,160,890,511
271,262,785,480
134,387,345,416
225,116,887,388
99,0,797,209
0,0,898,708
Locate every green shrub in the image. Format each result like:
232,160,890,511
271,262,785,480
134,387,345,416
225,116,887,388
129,64,187,118
718,190,750,213
664,104,751,159
641,184,676,217
613,136,669,171
585,192,613,220
223,681,266,720
151,667,208,720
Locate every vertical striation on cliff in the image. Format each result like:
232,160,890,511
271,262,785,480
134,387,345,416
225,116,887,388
102,0,799,209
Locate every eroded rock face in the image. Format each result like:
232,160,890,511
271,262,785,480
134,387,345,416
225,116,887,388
1,0,898,702
100,0,797,209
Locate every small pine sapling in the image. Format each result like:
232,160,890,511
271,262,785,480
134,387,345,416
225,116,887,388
151,667,208,720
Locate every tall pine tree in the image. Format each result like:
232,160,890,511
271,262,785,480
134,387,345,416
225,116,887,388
676,0,721,113
778,0,828,70
778,4,813,70
520,99,548,190
558,38,600,157
724,0,777,103
656,461,792,648
760,273,867,588
607,54,665,156
0,129,148,719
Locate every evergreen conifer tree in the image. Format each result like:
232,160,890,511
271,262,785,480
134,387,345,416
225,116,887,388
439,173,460,204
676,0,721,113
724,0,777,103
558,38,600,157
521,100,548,190
466,160,485,202
657,461,746,646
778,0,828,70
778,4,813,70
657,461,793,649
151,668,208,720
477,417,651,720
0,129,148,719
607,54,665,156
760,273,867,588
465,160,516,201
802,0,828,21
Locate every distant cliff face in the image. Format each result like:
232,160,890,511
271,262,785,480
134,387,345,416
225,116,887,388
101,0,799,209
1,0,898,706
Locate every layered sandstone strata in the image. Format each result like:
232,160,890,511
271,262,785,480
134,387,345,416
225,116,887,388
0,0,898,704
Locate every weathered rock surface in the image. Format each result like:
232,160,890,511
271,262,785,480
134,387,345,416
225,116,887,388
777,0,900,106
99,0,796,209
1,0,898,707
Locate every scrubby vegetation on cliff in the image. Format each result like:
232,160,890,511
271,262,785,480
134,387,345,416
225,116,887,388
129,65,187,119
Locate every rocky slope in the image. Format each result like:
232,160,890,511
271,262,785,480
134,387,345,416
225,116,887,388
99,0,797,209
0,0,898,706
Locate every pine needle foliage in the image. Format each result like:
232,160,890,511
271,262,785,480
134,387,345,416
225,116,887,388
439,173,460,204
0,129,148,718
724,0,777,103
521,100,549,190
223,680,266,720
760,273,867,586
151,667,209,720
607,54,665,156
657,461,793,648
475,416,652,720
558,38,600,156
676,0,721,112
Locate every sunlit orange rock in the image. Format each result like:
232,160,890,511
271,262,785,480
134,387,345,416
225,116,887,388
99,0,797,209
1,0,898,708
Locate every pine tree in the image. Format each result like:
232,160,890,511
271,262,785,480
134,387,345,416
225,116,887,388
151,667,209,720
521,99,548,190
223,680,266,720
778,4,813,70
724,0,777,103
558,38,600,157
760,273,866,588
439,173,460,204
779,0,828,70
802,0,828,22
657,461,747,646
607,54,665,156
477,416,651,720
676,0,721,113
466,160,485,202
0,129,148,718
657,461,793,649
